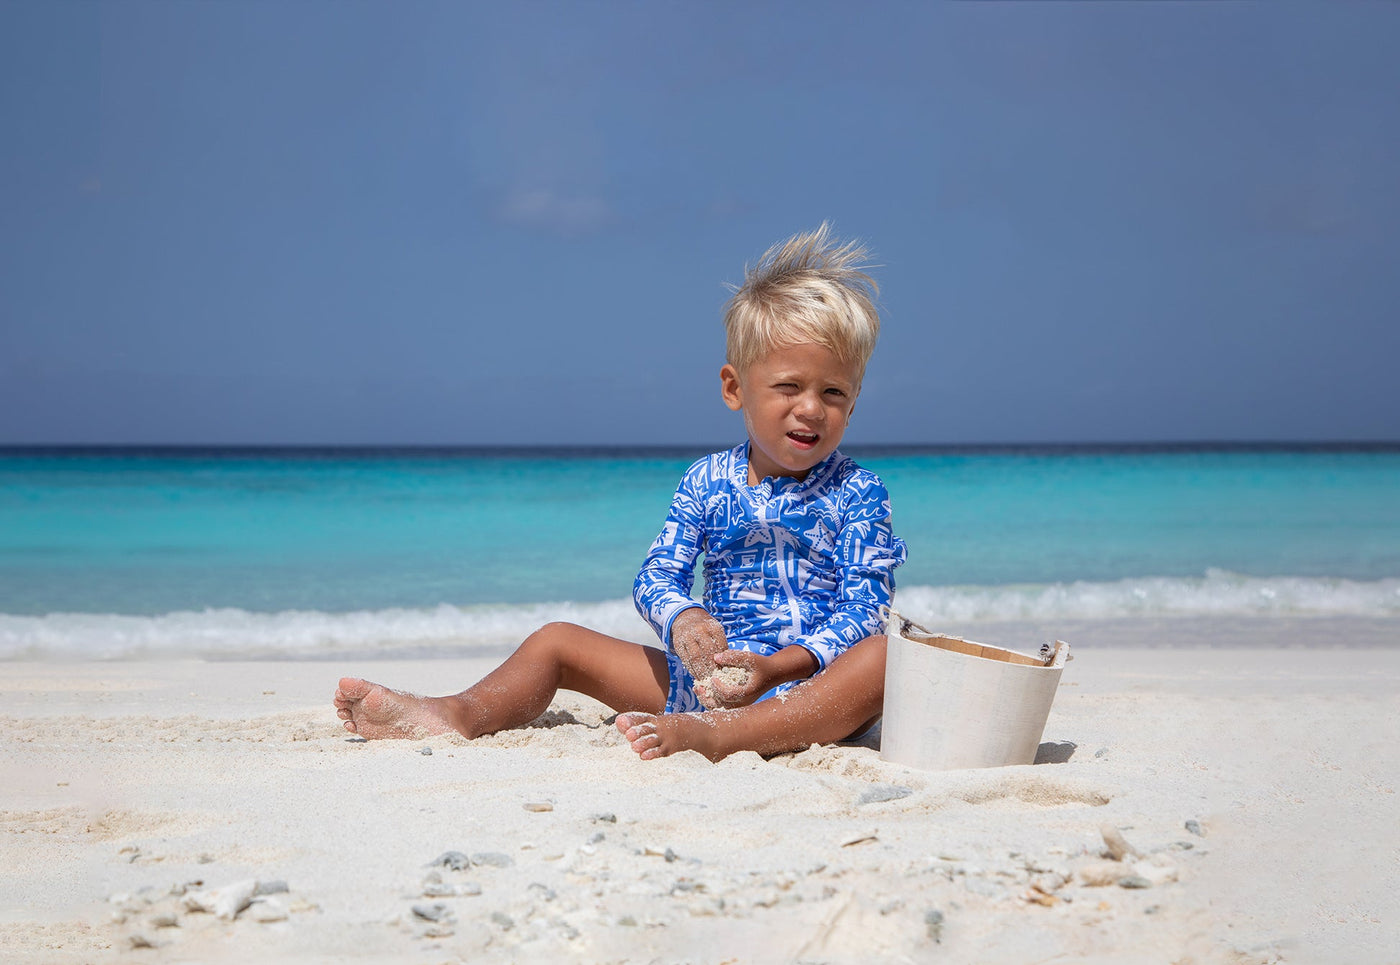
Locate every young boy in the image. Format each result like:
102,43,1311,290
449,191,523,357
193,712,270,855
334,224,906,761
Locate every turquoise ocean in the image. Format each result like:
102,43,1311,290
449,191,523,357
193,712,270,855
2,445,1397,659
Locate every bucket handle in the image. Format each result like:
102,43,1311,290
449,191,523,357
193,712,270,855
882,605,1066,668
880,606,935,640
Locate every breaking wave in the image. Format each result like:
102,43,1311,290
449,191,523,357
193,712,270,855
2,571,1396,660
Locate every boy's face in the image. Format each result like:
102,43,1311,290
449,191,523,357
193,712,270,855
720,341,861,485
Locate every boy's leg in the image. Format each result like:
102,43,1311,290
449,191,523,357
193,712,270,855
335,622,670,740
616,635,886,762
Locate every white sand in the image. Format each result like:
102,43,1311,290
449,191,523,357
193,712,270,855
2,636,1398,963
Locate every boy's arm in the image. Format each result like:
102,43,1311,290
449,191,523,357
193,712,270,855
633,462,714,659
668,607,730,683
792,475,907,671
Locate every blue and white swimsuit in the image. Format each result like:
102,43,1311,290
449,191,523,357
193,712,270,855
634,444,907,713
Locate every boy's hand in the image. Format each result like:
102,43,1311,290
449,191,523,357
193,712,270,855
670,607,729,684
703,647,820,709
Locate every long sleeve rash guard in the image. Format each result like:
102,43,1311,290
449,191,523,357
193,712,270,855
634,444,907,708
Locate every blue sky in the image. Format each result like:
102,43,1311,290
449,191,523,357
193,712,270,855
2,1,1397,446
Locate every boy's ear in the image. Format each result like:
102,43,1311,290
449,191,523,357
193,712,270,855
719,364,743,411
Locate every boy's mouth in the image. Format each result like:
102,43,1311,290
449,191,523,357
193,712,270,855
787,431,819,449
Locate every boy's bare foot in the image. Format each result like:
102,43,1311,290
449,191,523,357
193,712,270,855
615,711,728,762
334,677,458,740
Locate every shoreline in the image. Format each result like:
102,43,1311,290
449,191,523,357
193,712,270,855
5,613,1398,664
3,648,1398,963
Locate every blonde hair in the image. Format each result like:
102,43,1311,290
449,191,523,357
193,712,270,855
723,223,881,382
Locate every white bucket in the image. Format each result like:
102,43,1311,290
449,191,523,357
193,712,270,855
879,609,1070,771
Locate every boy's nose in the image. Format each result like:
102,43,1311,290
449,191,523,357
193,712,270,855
794,393,822,419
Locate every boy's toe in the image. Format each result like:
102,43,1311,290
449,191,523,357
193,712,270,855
337,677,372,699
614,712,648,735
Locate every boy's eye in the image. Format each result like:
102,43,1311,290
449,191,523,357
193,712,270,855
824,388,846,398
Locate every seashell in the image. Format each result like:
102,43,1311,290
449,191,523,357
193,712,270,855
1100,824,1141,861
471,851,514,868
411,902,450,922
250,897,289,923
1137,855,1179,885
1076,860,1131,887
426,851,470,871
423,882,481,898
183,879,258,920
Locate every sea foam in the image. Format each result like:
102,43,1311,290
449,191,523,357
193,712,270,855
893,570,1400,623
2,571,1396,660
0,600,653,661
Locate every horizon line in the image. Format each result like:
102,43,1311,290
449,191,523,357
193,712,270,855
3,440,1398,457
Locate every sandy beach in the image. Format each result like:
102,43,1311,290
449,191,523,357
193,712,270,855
3,621,1398,964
